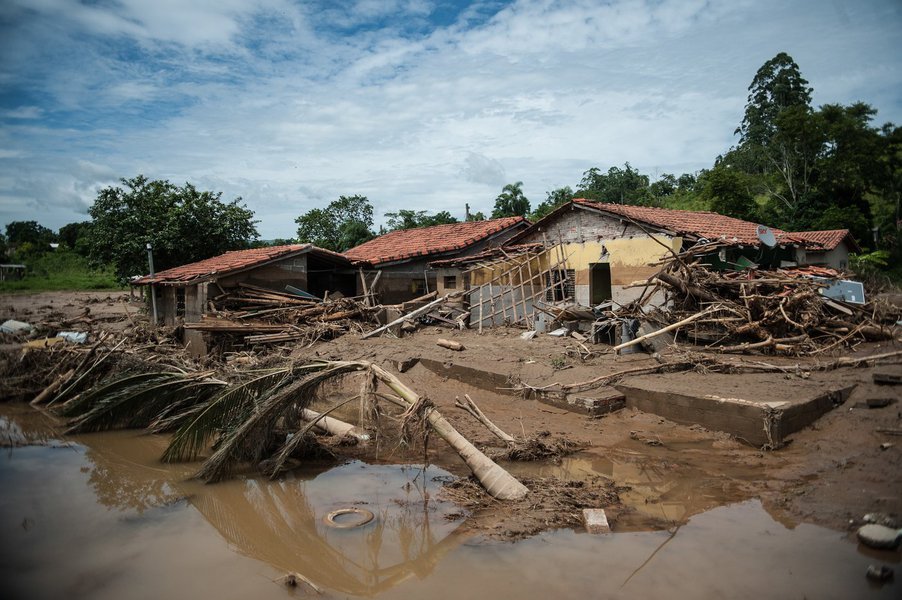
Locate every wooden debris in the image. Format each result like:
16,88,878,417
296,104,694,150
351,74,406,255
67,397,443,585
437,338,464,351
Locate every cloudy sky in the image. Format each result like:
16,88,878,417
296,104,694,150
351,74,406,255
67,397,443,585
1,0,900,239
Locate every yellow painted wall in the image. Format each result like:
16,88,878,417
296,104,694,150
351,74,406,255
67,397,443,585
605,236,682,285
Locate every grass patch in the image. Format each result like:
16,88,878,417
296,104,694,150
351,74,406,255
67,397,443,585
0,250,121,292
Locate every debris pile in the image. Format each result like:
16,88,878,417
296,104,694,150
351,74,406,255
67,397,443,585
189,283,378,346
620,243,901,355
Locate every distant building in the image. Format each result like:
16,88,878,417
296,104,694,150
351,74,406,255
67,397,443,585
787,229,859,271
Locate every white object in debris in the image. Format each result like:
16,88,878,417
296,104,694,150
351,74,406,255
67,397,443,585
520,330,538,340
548,327,569,337
857,524,902,550
0,319,33,334
583,508,611,534
57,331,89,344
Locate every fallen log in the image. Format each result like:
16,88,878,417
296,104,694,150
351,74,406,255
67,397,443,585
455,394,516,445
369,363,528,500
299,408,370,441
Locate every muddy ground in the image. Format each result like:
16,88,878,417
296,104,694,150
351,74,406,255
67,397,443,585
2,290,900,536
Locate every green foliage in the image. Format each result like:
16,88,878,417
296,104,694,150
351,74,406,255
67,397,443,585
0,248,118,291
295,194,374,251
87,175,258,280
58,221,93,255
576,163,652,205
384,209,459,230
5,220,56,248
702,165,758,221
737,51,812,149
466,211,486,222
530,186,574,221
491,182,530,218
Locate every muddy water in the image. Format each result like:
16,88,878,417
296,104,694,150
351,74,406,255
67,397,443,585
1,404,897,600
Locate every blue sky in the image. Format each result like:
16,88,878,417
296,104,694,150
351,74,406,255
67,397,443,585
1,0,900,239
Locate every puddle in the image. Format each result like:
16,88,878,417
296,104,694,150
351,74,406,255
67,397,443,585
1,404,898,600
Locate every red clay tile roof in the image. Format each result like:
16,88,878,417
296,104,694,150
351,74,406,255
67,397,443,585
786,229,859,252
571,199,798,246
343,217,528,266
134,244,350,285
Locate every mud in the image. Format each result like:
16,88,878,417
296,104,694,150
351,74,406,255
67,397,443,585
1,404,899,600
2,290,901,598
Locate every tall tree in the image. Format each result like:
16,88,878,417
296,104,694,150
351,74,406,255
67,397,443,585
736,52,812,149
58,221,94,255
87,175,258,279
702,165,757,222
295,194,374,251
491,182,530,218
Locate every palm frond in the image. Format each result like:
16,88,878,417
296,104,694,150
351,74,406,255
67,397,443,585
66,375,226,434
160,367,295,463
195,362,365,483
59,372,175,418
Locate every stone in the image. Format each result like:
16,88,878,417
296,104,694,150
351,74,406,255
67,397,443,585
867,397,894,408
865,565,894,582
582,508,611,534
857,524,902,550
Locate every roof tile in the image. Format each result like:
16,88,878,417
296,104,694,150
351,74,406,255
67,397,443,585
135,244,349,284
343,217,527,266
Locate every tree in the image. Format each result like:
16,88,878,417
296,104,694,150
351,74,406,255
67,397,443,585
530,186,573,221
5,220,56,249
576,163,651,205
736,52,812,149
87,175,258,279
491,182,530,218
384,209,458,231
466,211,486,222
702,165,758,222
58,221,94,256
295,195,374,251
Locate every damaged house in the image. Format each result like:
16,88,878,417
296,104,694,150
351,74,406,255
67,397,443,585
432,199,857,331
133,244,355,326
343,217,529,304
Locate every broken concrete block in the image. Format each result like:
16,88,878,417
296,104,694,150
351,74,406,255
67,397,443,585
520,330,537,340
582,508,611,534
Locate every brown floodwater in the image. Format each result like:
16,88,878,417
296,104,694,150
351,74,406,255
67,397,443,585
1,404,898,600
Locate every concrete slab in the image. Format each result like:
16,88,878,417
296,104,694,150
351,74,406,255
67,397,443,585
615,373,856,448
582,508,611,534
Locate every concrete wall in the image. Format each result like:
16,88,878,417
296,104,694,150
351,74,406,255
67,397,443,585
218,255,309,291
796,244,851,271
517,206,647,244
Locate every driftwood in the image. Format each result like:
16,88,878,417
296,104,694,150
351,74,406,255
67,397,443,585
437,338,465,351
31,368,75,406
362,294,457,339
299,408,370,441
455,394,516,445
614,307,718,353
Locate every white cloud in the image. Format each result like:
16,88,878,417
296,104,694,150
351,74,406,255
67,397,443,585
0,0,900,237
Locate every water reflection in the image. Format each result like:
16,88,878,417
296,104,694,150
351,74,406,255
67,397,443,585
57,412,466,596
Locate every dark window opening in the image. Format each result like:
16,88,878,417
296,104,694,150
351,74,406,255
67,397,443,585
176,288,186,318
545,269,575,302
444,275,457,290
